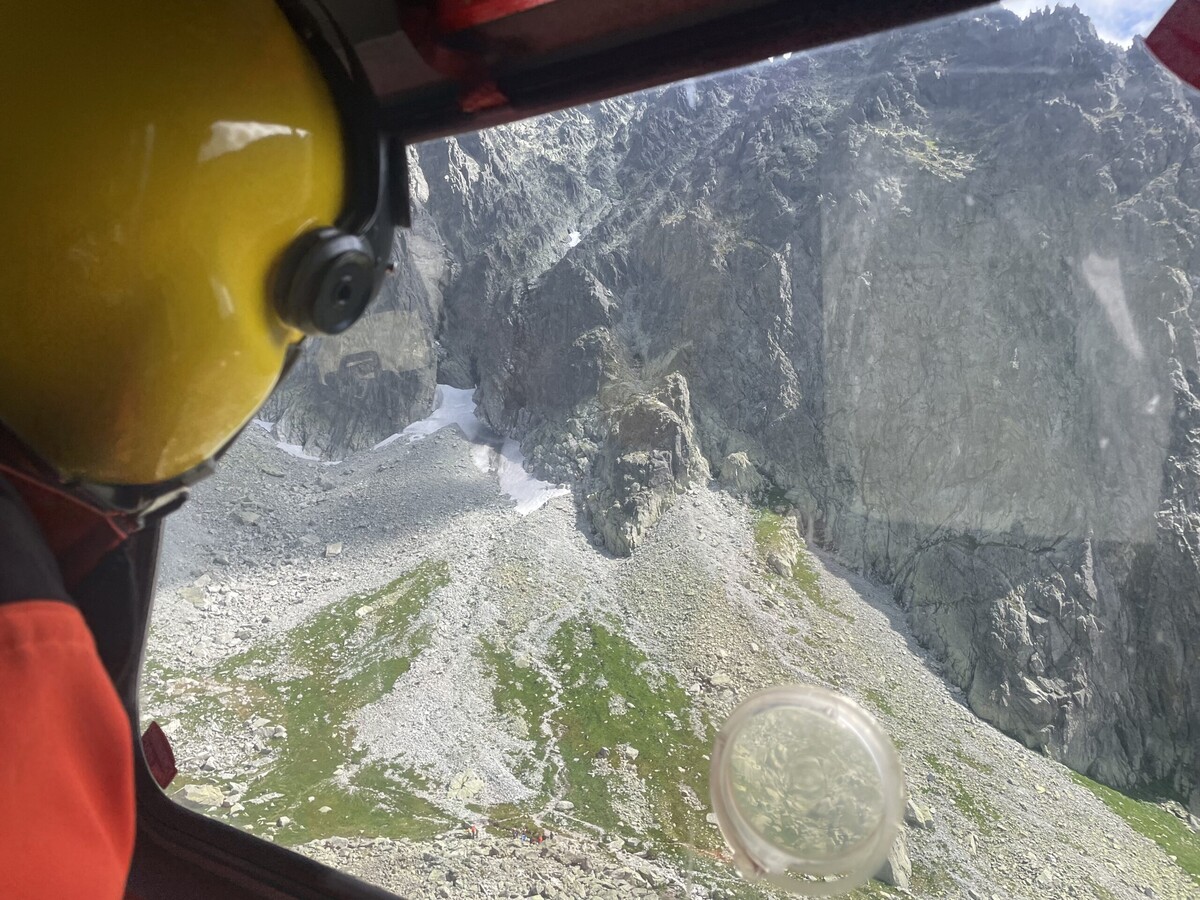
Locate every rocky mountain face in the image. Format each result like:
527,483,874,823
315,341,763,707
261,152,448,457
267,8,1200,812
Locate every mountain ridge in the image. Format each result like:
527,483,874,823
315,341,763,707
265,6,1200,813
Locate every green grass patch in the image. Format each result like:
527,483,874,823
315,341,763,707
909,861,957,896
478,801,542,836
480,625,724,859
478,639,555,791
752,507,792,554
155,561,454,844
142,661,263,744
754,509,853,622
951,745,995,776
1083,879,1119,900
480,640,555,739
861,687,896,718
1069,771,1200,887
549,620,719,849
788,548,824,607
924,753,996,833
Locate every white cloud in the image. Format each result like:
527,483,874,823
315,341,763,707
999,0,1171,46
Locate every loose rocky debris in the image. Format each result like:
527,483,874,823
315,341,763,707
139,421,1200,899
301,829,710,900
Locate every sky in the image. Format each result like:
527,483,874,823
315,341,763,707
999,0,1172,45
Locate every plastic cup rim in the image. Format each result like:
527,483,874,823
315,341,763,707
709,683,906,890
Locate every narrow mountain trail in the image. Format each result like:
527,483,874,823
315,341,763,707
512,606,571,828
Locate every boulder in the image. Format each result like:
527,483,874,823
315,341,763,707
176,784,225,810
904,796,934,830
766,551,793,578
718,452,764,495
874,831,912,890
447,770,485,800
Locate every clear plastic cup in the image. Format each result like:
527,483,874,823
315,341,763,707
709,684,905,896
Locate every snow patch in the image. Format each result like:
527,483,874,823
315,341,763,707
470,442,493,474
252,418,274,433
373,432,405,450
682,81,698,109
375,386,485,449
497,439,571,515
377,385,569,514
275,440,320,461
566,229,581,248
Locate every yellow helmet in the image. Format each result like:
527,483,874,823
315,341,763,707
0,0,394,500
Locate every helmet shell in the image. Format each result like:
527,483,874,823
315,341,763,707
0,0,345,484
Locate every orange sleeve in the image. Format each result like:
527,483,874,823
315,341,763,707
0,600,135,900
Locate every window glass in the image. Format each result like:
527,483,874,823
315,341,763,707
142,3,1200,897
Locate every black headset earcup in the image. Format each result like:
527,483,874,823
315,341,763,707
274,228,379,336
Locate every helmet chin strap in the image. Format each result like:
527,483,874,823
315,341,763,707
0,307,310,558
0,434,140,592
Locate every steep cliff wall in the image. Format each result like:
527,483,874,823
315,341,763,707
263,152,448,456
